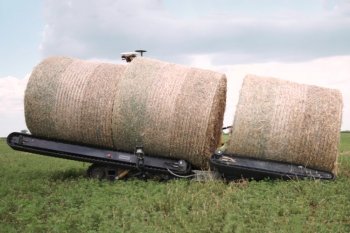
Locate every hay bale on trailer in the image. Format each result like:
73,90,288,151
25,57,74,138
112,57,227,169
25,57,227,169
226,75,343,174
25,57,126,148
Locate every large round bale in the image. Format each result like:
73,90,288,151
25,57,126,148
226,75,343,174
25,56,227,169
112,57,227,169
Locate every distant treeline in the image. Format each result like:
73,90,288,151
341,130,350,133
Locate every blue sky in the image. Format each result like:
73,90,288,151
0,0,43,77
0,0,350,136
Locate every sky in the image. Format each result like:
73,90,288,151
0,0,349,136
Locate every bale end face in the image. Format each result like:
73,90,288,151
226,74,343,175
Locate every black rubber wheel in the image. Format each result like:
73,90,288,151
87,164,119,180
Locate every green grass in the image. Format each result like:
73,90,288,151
340,132,350,154
0,134,349,232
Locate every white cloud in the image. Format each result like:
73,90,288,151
0,76,28,136
40,0,350,64
0,76,28,114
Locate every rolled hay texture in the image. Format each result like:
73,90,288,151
25,57,226,169
226,75,343,174
25,57,126,148
112,57,227,168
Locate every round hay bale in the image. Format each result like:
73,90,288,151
112,57,227,169
25,57,74,138
25,57,126,148
25,57,226,169
226,75,343,174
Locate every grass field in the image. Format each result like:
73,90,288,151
340,132,350,154
0,134,349,233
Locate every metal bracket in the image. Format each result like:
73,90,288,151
135,145,145,171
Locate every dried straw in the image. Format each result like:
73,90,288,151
226,75,343,174
25,57,226,169
112,57,227,168
25,57,74,138
25,57,126,148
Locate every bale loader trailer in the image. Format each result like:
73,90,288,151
6,51,334,181
7,131,333,181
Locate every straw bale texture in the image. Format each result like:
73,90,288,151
226,75,343,174
24,57,74,138
25,57,226,169
25,57,126,148
112,57,226,169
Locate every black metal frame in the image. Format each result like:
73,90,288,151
6,132,335,181
210,151,334,180
7,132,191,176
